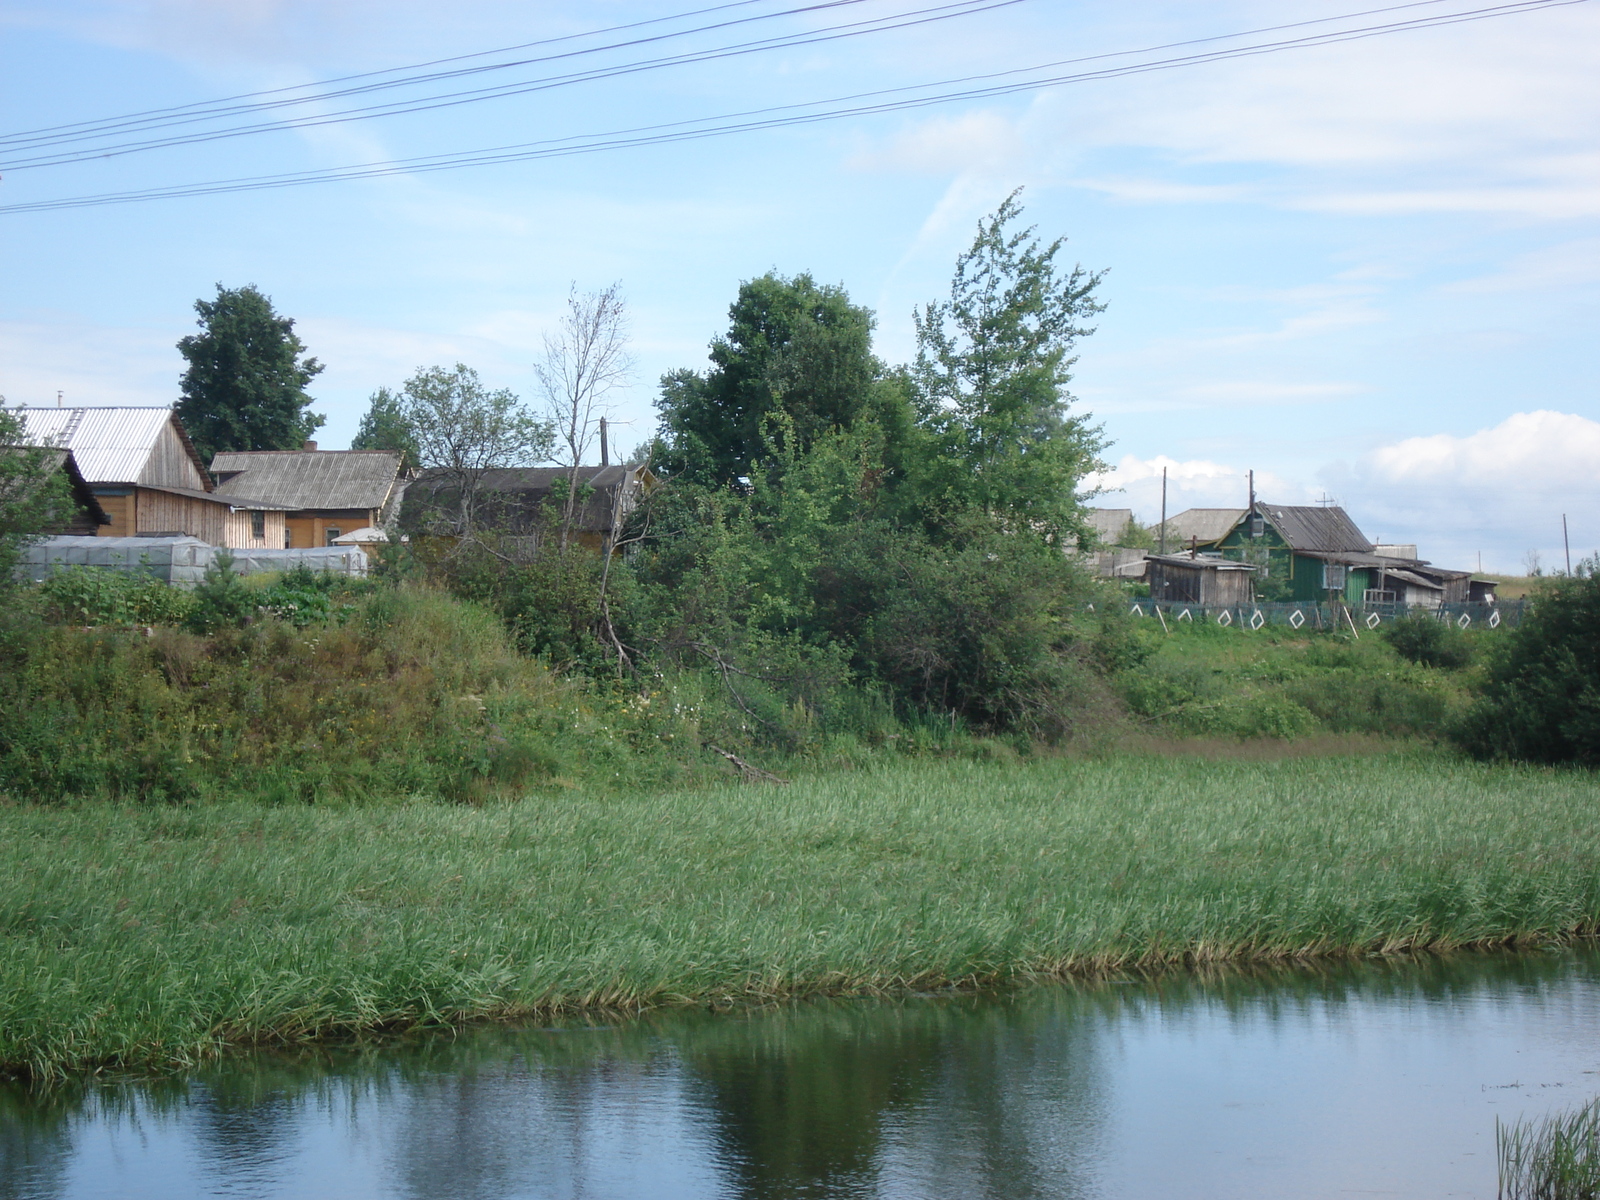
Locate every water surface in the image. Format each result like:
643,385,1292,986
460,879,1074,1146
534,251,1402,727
5,950,1600,1199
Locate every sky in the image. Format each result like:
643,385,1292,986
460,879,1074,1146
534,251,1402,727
0,0,1595,572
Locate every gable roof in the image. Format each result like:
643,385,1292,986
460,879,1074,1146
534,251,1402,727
211,450,403,511
1157,508,1246,547
404,465,653,534
14,406,209,487
1258,504,1372,553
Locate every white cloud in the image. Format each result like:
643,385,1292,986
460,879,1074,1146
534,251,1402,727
1086,453,1309,522
1332,411,1600,571
1446,238,1600,295
0,317,176,409
848,111,1023,176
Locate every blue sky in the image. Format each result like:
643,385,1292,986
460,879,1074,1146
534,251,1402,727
1,0,1596,571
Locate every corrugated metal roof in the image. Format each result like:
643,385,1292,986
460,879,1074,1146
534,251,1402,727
211,450,402,510
1157,508,1245,546
1260,505,1372,553
14,407,178,486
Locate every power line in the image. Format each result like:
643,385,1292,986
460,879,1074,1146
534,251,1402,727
0,0,883,154
0,0,1586,215
0,0,1012,169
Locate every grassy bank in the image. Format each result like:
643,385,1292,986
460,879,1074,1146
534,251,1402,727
4,750,1598,1080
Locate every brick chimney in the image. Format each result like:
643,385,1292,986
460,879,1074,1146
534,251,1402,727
302,440,318,451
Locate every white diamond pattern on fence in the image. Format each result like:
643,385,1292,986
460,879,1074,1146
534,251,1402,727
1250,610,1265,630
1366,613,1381,630
1217,610,1233,627
1290,610,1306,629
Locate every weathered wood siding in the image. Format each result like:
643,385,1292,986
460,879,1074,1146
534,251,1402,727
135,489,229,543
137,420,209,491
95,491,136,538
224,509,287,550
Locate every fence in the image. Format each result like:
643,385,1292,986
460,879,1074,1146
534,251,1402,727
1115,598,1524,631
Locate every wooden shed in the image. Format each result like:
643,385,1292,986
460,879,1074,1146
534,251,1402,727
1146,553,1257,606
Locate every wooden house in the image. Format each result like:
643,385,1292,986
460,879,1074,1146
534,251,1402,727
401,464,657,553
14,407,288,548
1146,552,1257,606
211,448,405,548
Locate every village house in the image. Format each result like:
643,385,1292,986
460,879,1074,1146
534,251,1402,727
211,447,406,549
400,463,657,553
1157,502,1495,606
15,406,288,548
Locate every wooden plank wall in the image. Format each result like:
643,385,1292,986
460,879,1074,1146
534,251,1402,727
138,421,209,491
224,510,287,550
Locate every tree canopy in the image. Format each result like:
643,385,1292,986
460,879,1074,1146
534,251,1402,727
176,284,324,465
654,272,891,486
351,386,420,470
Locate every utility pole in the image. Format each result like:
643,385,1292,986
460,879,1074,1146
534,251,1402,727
599,417,609,468
1563,514,1572,576
1159,466,1168,556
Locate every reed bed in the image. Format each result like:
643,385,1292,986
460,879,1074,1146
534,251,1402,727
2,751,1597,1080
1499,1099,1600,1199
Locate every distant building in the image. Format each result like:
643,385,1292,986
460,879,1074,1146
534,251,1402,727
14,407,287,547
1146,552,1257,607
212,448,406,548
401,464,657,553
1155,501,1494,606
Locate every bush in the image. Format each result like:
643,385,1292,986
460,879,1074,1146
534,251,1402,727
1383,612,1472,670
184,550,257,634
37,566,194,627
1454,566,1600,764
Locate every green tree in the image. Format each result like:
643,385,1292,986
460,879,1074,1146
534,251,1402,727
351,386,420,470
910,191,1106,543
396,364,554,536
176,284,325,465
655,272,896,485
0,407,75,586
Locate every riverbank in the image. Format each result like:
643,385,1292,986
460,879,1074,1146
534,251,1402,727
5,750,1598,1080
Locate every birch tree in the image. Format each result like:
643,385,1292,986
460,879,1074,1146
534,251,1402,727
534,283,633,551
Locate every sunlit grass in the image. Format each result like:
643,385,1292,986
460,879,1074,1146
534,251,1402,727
3,751,1598,1079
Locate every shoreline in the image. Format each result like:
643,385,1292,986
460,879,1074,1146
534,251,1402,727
4,751,1598,1082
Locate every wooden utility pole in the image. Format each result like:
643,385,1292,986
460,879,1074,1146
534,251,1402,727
1159,466,1168,555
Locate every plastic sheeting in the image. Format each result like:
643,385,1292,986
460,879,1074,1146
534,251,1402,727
16,536,368,586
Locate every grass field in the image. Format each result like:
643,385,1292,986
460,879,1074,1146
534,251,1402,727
4,749,1598,1080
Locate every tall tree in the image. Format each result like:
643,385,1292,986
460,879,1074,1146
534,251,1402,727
398,363,553,536
654,272,886,486
351,386,420,470
534,283,633,551
176,284,324,465
911,191,1106,543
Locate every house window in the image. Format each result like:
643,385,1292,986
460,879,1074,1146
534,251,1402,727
250,510,265,541
1322,563,1346,590
324,527,342,546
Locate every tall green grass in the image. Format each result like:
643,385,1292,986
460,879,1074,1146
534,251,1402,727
3,752,1597,1079
1499,1099,1600,1199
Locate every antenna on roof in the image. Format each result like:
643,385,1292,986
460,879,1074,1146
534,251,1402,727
56,390,63,408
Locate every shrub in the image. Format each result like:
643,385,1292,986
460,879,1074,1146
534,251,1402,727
37,566,194,627
1454,566,1600,764
184,550,257,634
1383,612,1472,670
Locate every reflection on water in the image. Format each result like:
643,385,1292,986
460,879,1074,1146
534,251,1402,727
4,951,1600,1199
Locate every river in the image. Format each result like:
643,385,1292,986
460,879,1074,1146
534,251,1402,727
4,949,1599,1198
